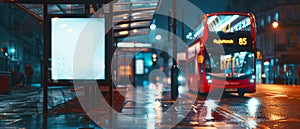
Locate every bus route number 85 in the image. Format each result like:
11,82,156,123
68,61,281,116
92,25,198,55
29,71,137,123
239,37,247,45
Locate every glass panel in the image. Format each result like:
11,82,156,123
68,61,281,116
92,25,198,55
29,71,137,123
113,14,130,22
207,15,251,33
132,3,157,10
129,28,149,35
188,60,196,74
21,0,159,37
207,51,255,78
131,21,151,27
114,3,130,12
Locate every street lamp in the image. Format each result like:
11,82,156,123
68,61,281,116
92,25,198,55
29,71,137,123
155,34,162,40
171,0,179,101
272,21,279,29
272,21,279,84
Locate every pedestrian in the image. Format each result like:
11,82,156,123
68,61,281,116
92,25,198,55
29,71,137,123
25,64,34,87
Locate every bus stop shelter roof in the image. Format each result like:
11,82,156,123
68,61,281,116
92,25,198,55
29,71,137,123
12,0,160,37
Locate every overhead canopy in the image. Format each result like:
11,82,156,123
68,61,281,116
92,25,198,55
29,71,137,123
7,0,160,38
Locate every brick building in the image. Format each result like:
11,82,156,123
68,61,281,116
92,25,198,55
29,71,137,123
229,0,300,84
0,2,43,83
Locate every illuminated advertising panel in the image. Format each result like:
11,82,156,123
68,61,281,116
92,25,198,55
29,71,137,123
135,59,144,75
51,18,105,80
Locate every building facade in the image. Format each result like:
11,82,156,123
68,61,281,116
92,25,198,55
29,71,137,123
229,0,300,84
0,2,43,84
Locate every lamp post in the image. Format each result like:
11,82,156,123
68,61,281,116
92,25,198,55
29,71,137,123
272,21,279,84
171,0,179,101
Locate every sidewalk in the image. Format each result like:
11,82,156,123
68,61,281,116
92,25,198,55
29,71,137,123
0,85,90,129
0,86,42,128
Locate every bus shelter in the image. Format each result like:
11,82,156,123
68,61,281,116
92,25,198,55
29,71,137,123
2,0,159,127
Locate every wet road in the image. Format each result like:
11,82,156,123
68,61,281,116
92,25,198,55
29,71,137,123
1,84,299,128
211,84,300,129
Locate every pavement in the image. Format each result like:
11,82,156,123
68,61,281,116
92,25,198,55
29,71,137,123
0,85,95,129
0,83,246,129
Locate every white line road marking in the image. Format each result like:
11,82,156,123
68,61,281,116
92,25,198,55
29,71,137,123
265,92,288,98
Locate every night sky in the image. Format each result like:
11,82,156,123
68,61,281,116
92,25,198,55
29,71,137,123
188,0,229,13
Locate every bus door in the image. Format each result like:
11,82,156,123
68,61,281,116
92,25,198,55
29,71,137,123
198,51,205,93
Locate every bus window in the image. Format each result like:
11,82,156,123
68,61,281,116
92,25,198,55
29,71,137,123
207,15,251,33
188,60,196,74
205,51,255,78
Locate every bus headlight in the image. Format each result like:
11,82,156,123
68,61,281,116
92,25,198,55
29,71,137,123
206,75,212,84
208,79,213,84
206,75,211,80
250,75,255,84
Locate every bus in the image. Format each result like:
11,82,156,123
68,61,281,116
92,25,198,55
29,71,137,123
186,12,257,97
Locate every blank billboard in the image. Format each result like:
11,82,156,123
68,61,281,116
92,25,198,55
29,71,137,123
51,18,105,80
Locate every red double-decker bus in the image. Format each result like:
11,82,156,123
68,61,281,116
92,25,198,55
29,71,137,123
186,12,257,97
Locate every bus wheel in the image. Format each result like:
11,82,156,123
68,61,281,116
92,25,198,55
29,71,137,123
238,92,245,97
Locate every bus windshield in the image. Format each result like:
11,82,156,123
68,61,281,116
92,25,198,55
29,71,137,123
206,51,255,78
204,14,255,78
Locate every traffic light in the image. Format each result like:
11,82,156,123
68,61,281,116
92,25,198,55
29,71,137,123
1,47,8,56
152,53,157,67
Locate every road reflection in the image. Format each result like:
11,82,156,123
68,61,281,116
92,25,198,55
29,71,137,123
204,99,218,120
246,98,260,128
